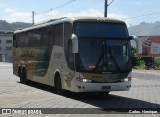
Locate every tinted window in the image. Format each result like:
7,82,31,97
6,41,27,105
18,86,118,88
18,33,28,47
64,22,74,69
74,22,129,38
28,30,42,47
55,24,63,46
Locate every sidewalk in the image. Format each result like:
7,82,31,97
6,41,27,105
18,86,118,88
0,62,12,67
133,69,160,74
132,69,160,79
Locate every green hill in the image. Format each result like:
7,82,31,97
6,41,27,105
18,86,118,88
0,20,32,32
0,19,160,36
128,21,160,36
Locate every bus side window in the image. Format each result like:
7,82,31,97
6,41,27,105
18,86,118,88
68,39,74,68
28,30,41,47
64,22,74,69
45,26,52,46
55,24,63,46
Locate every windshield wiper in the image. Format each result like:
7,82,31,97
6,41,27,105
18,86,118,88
95,53,104,67
109,45,122,72
95,41,107,69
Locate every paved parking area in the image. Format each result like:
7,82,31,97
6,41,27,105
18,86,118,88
0,63,160,117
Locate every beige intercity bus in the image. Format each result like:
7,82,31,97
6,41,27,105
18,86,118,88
13,17,132,95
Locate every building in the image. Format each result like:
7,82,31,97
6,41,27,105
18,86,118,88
0,31,13,62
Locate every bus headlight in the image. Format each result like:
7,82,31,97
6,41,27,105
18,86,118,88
121,77,131,82
76,77,92,83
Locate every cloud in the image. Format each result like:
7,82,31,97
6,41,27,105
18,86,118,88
3,8,32,23
0,4,5,8
4,8,15,13
35,9,129,24
33,9,102,22
2,8,130,26
108,13,131,26
34,9,104,23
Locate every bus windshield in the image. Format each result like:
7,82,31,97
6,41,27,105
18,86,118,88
74,22,131,73
74,22,129,38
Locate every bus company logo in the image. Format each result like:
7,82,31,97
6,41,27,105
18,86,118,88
92,75,102,79
2,109,12,114
21,50,34,58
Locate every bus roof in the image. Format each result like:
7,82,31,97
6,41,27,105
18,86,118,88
14,17,126,34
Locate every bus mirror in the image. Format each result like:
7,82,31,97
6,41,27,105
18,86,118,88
71,34,78,53
131,36,142,55
128,36,133,40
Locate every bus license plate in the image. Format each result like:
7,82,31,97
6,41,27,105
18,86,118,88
102,86,111,90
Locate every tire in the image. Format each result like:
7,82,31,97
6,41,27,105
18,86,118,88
99,91,110,96
18,67,21,77
55,74,64,95
20,68,28,84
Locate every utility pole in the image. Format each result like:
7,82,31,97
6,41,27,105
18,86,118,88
104,0,108,17
104,0,115,17
32,11,35,25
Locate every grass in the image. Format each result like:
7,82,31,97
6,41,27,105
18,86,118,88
132,59,160,70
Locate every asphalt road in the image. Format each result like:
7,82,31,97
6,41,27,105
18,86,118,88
0,63,160,117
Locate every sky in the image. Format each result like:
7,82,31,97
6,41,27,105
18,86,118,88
0,0,160,26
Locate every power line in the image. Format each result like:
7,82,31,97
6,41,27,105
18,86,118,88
51,0,76,10
35,0,76,16
31,0,76,24
108,0,115,6
123,11,160,20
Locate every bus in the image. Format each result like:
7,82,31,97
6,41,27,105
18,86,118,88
13,17,132,95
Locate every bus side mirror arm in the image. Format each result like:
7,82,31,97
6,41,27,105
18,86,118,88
128,36,133,40
71,34,79,53
130,36,142,55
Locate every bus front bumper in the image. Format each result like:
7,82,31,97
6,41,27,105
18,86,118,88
73,81,131,93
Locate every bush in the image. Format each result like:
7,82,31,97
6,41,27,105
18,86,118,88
154,62,160,70
137,60,145,69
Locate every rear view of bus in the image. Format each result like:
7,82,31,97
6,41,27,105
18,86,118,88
68,17,132,93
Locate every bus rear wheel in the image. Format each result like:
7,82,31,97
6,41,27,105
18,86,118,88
55,74,64,95
18,67,21,77
20,68,28,84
